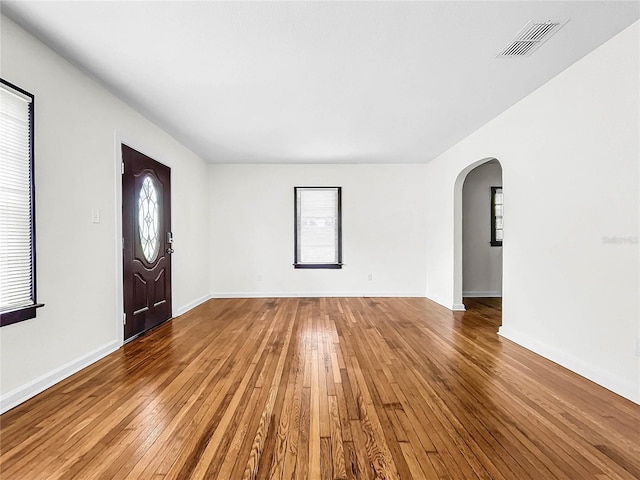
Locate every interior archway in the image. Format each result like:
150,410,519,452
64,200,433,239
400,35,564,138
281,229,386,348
453,157,503,310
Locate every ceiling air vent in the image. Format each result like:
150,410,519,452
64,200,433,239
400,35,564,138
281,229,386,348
498,20,567,58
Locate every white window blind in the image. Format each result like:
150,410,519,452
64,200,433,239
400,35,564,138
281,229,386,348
0,81,35,314
295,187,342,267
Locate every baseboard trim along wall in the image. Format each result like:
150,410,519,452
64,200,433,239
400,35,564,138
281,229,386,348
462,291,502,298
498,326,639,405
452,304,467,311
7,296,634,415
175,294,213,317
210,291,427,299
1,294,215,414
0,340,120,415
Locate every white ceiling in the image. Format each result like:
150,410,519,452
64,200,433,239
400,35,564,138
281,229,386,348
3,1,639,164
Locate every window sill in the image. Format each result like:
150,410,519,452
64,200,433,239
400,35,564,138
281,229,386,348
0,303,45,327
294,263,343,269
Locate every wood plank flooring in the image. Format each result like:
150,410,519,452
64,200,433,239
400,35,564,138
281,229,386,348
1,297,639,479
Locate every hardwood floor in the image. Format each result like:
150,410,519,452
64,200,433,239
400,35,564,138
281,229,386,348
1,297,639,479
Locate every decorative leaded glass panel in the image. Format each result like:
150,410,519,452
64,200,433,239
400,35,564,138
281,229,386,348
138,175,160,262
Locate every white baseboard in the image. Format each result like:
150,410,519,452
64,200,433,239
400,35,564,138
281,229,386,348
498,326,639,405
0,340,120,414
210,291,426,298
463,291,502,298
175,294,212,317
422,293,464,312
1,294,213,414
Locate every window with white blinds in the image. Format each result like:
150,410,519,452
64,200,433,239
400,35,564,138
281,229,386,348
294,187,342,269
0,79,40,326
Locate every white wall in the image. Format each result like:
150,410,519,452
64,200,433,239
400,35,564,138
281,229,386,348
425,22,639,402
0,16,211,412
209,164,428,297
462,161,503,297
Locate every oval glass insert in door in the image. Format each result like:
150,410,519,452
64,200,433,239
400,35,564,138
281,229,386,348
138,175,160,262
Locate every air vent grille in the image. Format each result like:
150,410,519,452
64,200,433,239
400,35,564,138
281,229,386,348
498,20,566,58
522,22,558,41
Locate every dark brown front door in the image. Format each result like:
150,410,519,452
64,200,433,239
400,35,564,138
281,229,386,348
122,144,172,341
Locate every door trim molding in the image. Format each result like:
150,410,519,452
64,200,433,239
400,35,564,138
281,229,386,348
114,131,176,344
114,131,125,347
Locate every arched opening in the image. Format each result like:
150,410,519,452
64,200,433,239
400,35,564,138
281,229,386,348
453,158,503,313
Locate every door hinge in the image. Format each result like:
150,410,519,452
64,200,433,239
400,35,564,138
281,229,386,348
123,313,127,325
121,162,125,174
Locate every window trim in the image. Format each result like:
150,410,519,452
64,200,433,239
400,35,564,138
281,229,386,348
490,186,503,247
294,186,343,269
0,78,43,327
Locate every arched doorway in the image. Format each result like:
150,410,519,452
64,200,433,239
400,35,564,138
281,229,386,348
453,158,503,311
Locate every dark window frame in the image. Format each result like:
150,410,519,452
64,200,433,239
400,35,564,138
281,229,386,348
0,78,43,327
294,186,343,269
490,186,503,247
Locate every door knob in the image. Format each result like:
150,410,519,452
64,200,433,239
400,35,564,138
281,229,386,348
166,248,175,254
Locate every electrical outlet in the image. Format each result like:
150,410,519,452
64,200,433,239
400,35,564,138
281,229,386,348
91,208,100,224
367,273,373,281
